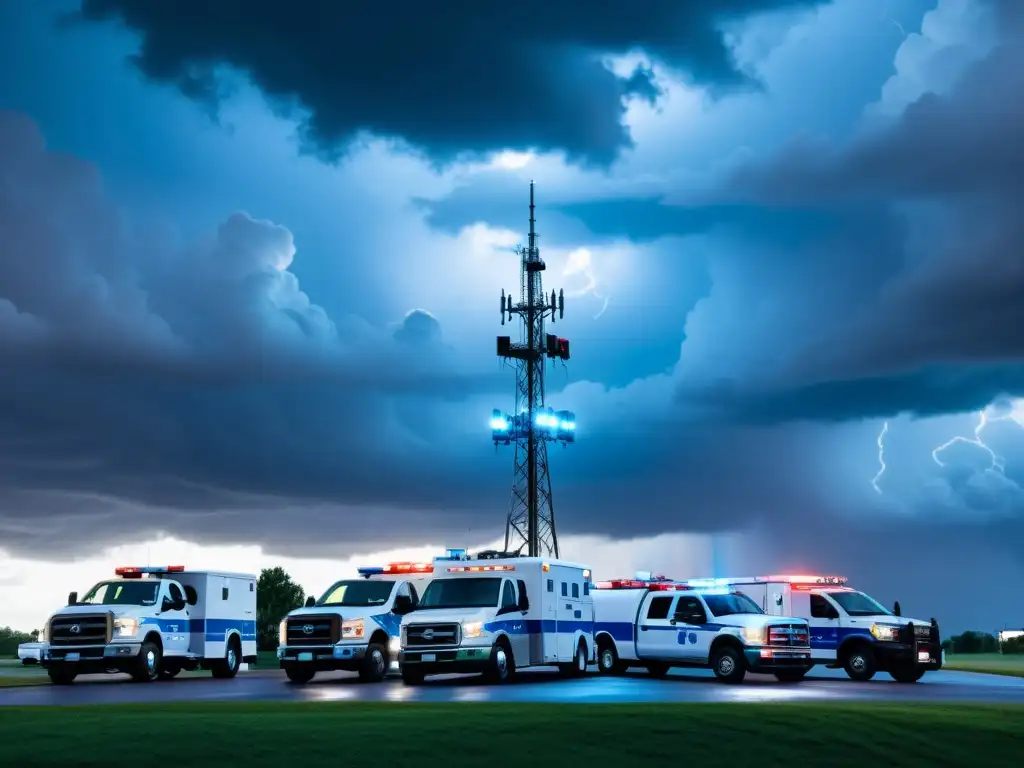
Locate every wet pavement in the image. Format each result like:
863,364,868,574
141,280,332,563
2,665,1023,706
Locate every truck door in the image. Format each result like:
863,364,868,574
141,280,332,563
672,595,712,662
160,581,191,657
809,592,840,662
635,594,678,661
544,576,558,663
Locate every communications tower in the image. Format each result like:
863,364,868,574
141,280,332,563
491,182,576,558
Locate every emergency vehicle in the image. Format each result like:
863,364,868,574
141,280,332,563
593,575,812,684
698,574,942,682
36,565,257,685
277,560,434,684
398,548,595,684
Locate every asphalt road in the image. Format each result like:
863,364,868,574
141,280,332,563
2,665,1024,706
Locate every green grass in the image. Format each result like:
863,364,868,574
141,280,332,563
944,653,1024,678
0,703,1021,765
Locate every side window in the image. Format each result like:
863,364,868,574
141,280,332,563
675,596,706,623
561,582,568,597
501,580,517,610
547,579,554,593
810,594,833,619
168,583,184,605
646,596,673,620
222,587,229,601
516,579,528,607
583,582,590,596
571,583,580,599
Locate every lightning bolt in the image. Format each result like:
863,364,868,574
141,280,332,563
871,420,889,494
932,407,1007,473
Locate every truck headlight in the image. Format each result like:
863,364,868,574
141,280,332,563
740,626,767,645
341,619,364,640
462,621,484,639
871,623,900,642
114,618,139,637
279,620,288,647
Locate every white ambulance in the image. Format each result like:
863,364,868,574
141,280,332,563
398,548,595,684
593,576,812,684
277,560,433,684
703,574,942,683
37,565,256,685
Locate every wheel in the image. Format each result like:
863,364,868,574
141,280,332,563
842,645,877,682
401,666,424,686
285,664,316,684
358,642,389,683
211,637,242,679
484,641,514,683
131,640,162,682
774,668,809,683
645,661,670,678
572,641,588,677
889,665,925,683
47,665,77,685
711,645,746,684
597,641,625,675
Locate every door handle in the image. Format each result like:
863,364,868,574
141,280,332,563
640,626,648,631
565,604,572,609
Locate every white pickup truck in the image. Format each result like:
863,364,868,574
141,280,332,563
277,561,432,684
593,577,813,683
34,565,257,684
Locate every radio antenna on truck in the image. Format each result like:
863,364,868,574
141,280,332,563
491,182,575,558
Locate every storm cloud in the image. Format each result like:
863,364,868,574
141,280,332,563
74,0,830,165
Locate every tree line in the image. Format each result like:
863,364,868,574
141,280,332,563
943,631,1024,655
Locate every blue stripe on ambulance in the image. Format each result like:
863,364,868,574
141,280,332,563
370,613,403,636
483,619,596,635
138,618,256,642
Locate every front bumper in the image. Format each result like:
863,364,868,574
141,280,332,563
40,642,142,672
399,645,492,675
278,642,400,672
17,643,44,664
744,647,813,671
874,641,943,669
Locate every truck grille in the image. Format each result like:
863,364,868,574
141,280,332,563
405,623,460,648
286,615,340,647
768,624,810,648
914,624,932,640
48,614,111,647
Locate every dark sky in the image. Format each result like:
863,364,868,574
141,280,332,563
1,0,1023,632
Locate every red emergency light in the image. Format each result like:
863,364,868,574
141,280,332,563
383,562,434,575
596,578,685,590
115,565,185,578
446,564,516,573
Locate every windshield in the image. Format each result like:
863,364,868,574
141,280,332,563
418,577,501,609
318,580,394,607
703,593,763,617
828,590,891,617
79,581,159,607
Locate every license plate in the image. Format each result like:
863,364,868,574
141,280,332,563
297,652,313,662
421,653,436,662
918,651,930,662
65,653,80,662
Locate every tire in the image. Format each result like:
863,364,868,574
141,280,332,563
484,640,514,683
774,668,809,683
645,661,670,678
889,665,925,683
843,645,877,682
567,640,587,678
358,642,389,683
131,640,161,683
211,636,242,679
285,664,316,684
401,666,424,686
47,665,77,686
597,641,625,675
711,645,746,684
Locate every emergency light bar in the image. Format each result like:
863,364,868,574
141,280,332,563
383,562,433,574
761,574,847,586
596,578,686,591
446,564,516,573
115,565,185,578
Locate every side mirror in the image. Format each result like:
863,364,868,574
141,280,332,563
161,596,173,612
893,600,901,617
393,595,413,615
304,596,316,608
828,608,840,620
518,596,530,612
67,591,78,606
173,597,187,612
